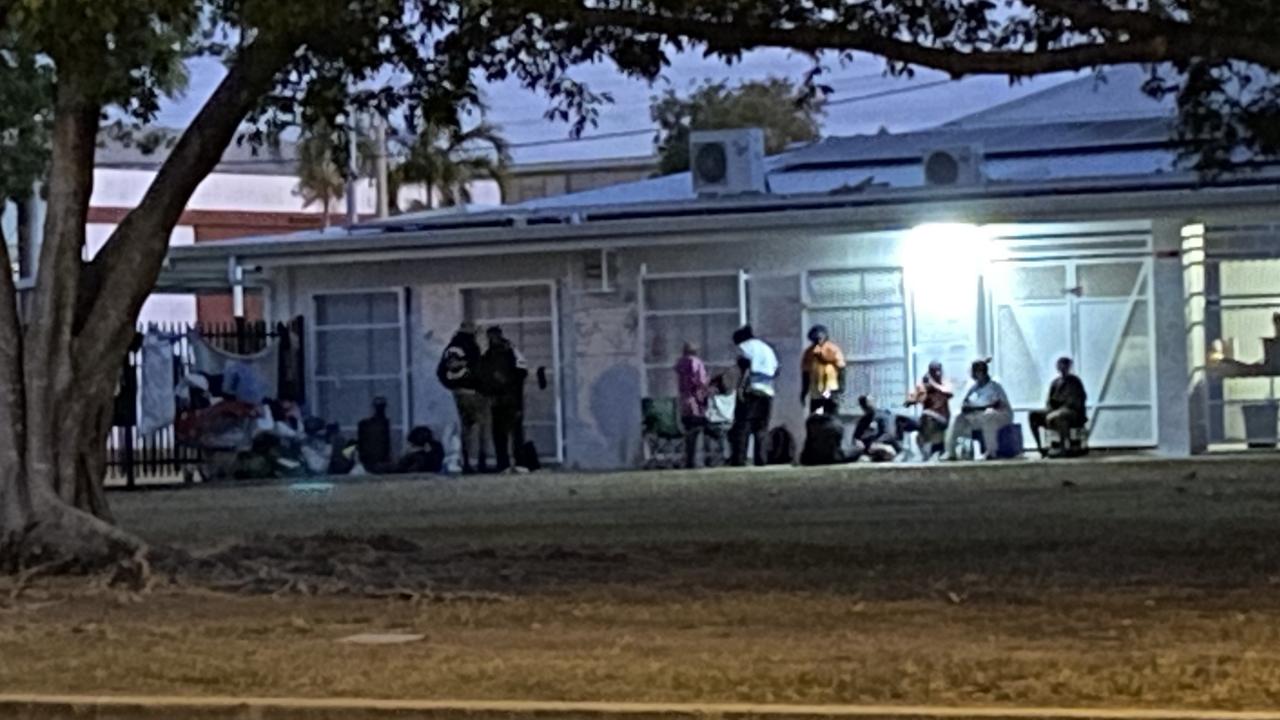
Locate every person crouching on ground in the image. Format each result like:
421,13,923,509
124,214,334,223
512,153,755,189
801,324,846,416
396,426,445,474
947,359,1013,460
852,395,902,462
729,325,778,467
674,342,711,469
1029,356,1088,457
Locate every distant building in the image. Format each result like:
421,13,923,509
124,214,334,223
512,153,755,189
501,155,658,205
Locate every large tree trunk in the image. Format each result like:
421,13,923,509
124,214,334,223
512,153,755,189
0,36,299,569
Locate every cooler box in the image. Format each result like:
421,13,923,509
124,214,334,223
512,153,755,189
996,423,1025,459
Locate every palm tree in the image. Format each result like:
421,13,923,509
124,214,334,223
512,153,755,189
294,121,377,228
388,122,510,213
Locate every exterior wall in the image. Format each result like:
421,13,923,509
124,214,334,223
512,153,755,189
1152,218,1194,455
268,219,1194,469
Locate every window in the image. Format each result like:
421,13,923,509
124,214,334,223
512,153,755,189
462,283,562,462
312,291,407,438
641,272,745,398
804,268,909,405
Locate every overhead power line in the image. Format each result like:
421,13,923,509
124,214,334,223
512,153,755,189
507,78,960,149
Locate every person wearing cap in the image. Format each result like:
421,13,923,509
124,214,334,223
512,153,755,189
905,360,953,460
1029,356,1088,457
437,322,488,473
947,358,1013,460
729,325,779,467
801,324,846,415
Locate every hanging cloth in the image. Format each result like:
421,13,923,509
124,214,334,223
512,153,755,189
138,331,176,436
190,330,279,404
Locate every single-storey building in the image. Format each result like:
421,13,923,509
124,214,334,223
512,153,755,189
159,69,1280,467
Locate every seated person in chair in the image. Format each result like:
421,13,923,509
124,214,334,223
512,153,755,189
905,361,952,460
1029,356,1088,457
947,359,1013,460
852,395,902,462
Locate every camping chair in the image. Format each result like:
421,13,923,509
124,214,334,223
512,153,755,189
1046,422,1090,458
641,397,685,469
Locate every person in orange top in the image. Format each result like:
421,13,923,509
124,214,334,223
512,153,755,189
800,325,847,415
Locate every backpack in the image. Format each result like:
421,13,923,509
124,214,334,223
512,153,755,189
515,441,541,471
766,426,797,466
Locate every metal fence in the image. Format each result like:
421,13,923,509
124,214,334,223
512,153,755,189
106,317,304,488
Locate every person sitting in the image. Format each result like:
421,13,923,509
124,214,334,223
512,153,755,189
852,395,902,462
800,411,848,466
905,360,953,460
300,417,333,476
357,397,394,473
947,359,1013,460
1029,356,1088,457
397,426,445,474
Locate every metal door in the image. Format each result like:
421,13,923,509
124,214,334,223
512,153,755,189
991,259,1156,446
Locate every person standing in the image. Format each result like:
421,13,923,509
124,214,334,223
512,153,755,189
1029,356,1088,457
905,360,953,460
800,324,846,415
437,322,488,474
479,326,529,472
947,359,1013,460
674,342,711,468
729,325,779,467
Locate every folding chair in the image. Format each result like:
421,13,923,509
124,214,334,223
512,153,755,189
641,397,685,469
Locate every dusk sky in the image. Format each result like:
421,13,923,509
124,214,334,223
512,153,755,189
157,50,1080,165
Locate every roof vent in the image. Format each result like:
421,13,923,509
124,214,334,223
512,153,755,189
690,128,767,197
923,145,984,187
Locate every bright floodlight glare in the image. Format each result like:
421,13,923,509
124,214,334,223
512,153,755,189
904,223,993,305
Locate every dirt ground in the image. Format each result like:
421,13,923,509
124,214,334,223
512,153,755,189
6,457,1280,708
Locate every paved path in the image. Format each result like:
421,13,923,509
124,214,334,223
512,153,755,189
6,695,1280,720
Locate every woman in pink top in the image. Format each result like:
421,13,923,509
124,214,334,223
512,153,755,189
673,342,710,468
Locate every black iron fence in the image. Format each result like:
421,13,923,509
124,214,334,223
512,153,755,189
106,317,304,488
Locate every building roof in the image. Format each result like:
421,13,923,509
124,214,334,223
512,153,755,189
947,65,1172,128
516,115,1177,210
159,70,1280,281
96,128,303,177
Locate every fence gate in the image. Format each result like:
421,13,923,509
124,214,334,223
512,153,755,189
107,318,304,487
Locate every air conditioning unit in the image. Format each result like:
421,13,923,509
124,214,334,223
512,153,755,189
922,145,985,187
690,128,767,197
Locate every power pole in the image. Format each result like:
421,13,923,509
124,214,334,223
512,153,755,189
374,116,390,218
345,112,360,227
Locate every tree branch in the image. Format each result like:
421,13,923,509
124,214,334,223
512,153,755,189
1019,0,1280,69
580,4,1280,77
577,8,1183,77
76,36,298,366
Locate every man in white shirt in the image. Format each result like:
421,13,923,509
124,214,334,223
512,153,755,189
730,325,779,466
947,359,1014,460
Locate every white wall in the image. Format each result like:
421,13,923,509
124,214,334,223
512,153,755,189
92,169,503,215
86,222,198,326
273,227,988,469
